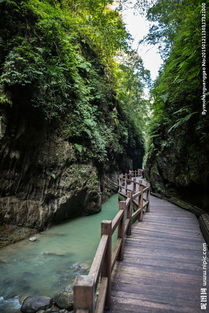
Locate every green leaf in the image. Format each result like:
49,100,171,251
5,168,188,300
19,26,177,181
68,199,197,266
50,173,56,179
74,144,83,153
159,93,169,103
168,112,198,133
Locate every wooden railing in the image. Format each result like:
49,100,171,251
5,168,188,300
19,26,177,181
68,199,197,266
73,169,150,313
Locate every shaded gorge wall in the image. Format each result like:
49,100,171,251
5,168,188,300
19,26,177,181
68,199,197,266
0,0,145,234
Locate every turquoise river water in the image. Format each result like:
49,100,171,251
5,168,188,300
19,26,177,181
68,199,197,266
0,194,118,313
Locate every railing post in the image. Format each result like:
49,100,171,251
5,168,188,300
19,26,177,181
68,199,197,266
147,185,151,212
118,201,126,261
127,191,133,236
125,176,128,195
122,175,125,189
118,175,122,192
139,185,144,222
101,220,112,310
133,178,136,193
73,275,95,313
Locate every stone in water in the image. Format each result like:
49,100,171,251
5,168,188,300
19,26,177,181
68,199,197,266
21,295,52,313
29,237,37,242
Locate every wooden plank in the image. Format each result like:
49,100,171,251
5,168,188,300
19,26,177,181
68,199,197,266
101,221,112,309
131,207,142,220
111,281,200,301
117,259,201,274
132,190,142,199
111,290,199,307
125,234,203,246
123,253,200,271
89,235,108,285
111,238,122,271
112,210,124,233
95,277,108,313
123,247,202,260
112,274,201,291
124,219,129,234
109,294,197,313
132,224,202,235
113,265,201,283
142,200,149,209
117,201,126,260
125,197,130,206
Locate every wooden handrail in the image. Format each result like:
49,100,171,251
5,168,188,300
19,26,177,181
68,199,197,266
95,277,108,313
89,235,108,286
125,197,130,206
112,210,124,233
132,206,142,220
111,238,122,271
74,169,150,313
132,190,142,200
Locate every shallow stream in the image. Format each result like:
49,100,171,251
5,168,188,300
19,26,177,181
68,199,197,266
0,194,118,313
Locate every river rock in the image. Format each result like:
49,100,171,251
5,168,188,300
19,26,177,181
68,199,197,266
21,296,52,313
53,288,73,310
19,295,30,304
29,237,37,242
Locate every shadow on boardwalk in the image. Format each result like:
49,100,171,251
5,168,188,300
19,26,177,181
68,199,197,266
106,196,207,313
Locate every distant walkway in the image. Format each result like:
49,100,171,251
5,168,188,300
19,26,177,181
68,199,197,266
107,195,206,313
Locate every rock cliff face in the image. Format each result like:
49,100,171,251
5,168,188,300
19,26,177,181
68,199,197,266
145,123,209,212
0,106,97,229
0,0,144,236
0,101,142,231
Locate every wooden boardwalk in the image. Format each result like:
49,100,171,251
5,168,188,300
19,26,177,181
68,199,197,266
106,195,206,313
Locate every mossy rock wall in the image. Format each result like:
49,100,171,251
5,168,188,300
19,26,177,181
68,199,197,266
0,99,142,231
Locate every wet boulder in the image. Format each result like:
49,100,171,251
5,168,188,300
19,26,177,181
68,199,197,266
21,296,52,313
53,286,73,310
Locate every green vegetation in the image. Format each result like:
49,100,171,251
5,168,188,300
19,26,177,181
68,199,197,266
0,0,148,167
1,0,207,209
144,0,209,209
